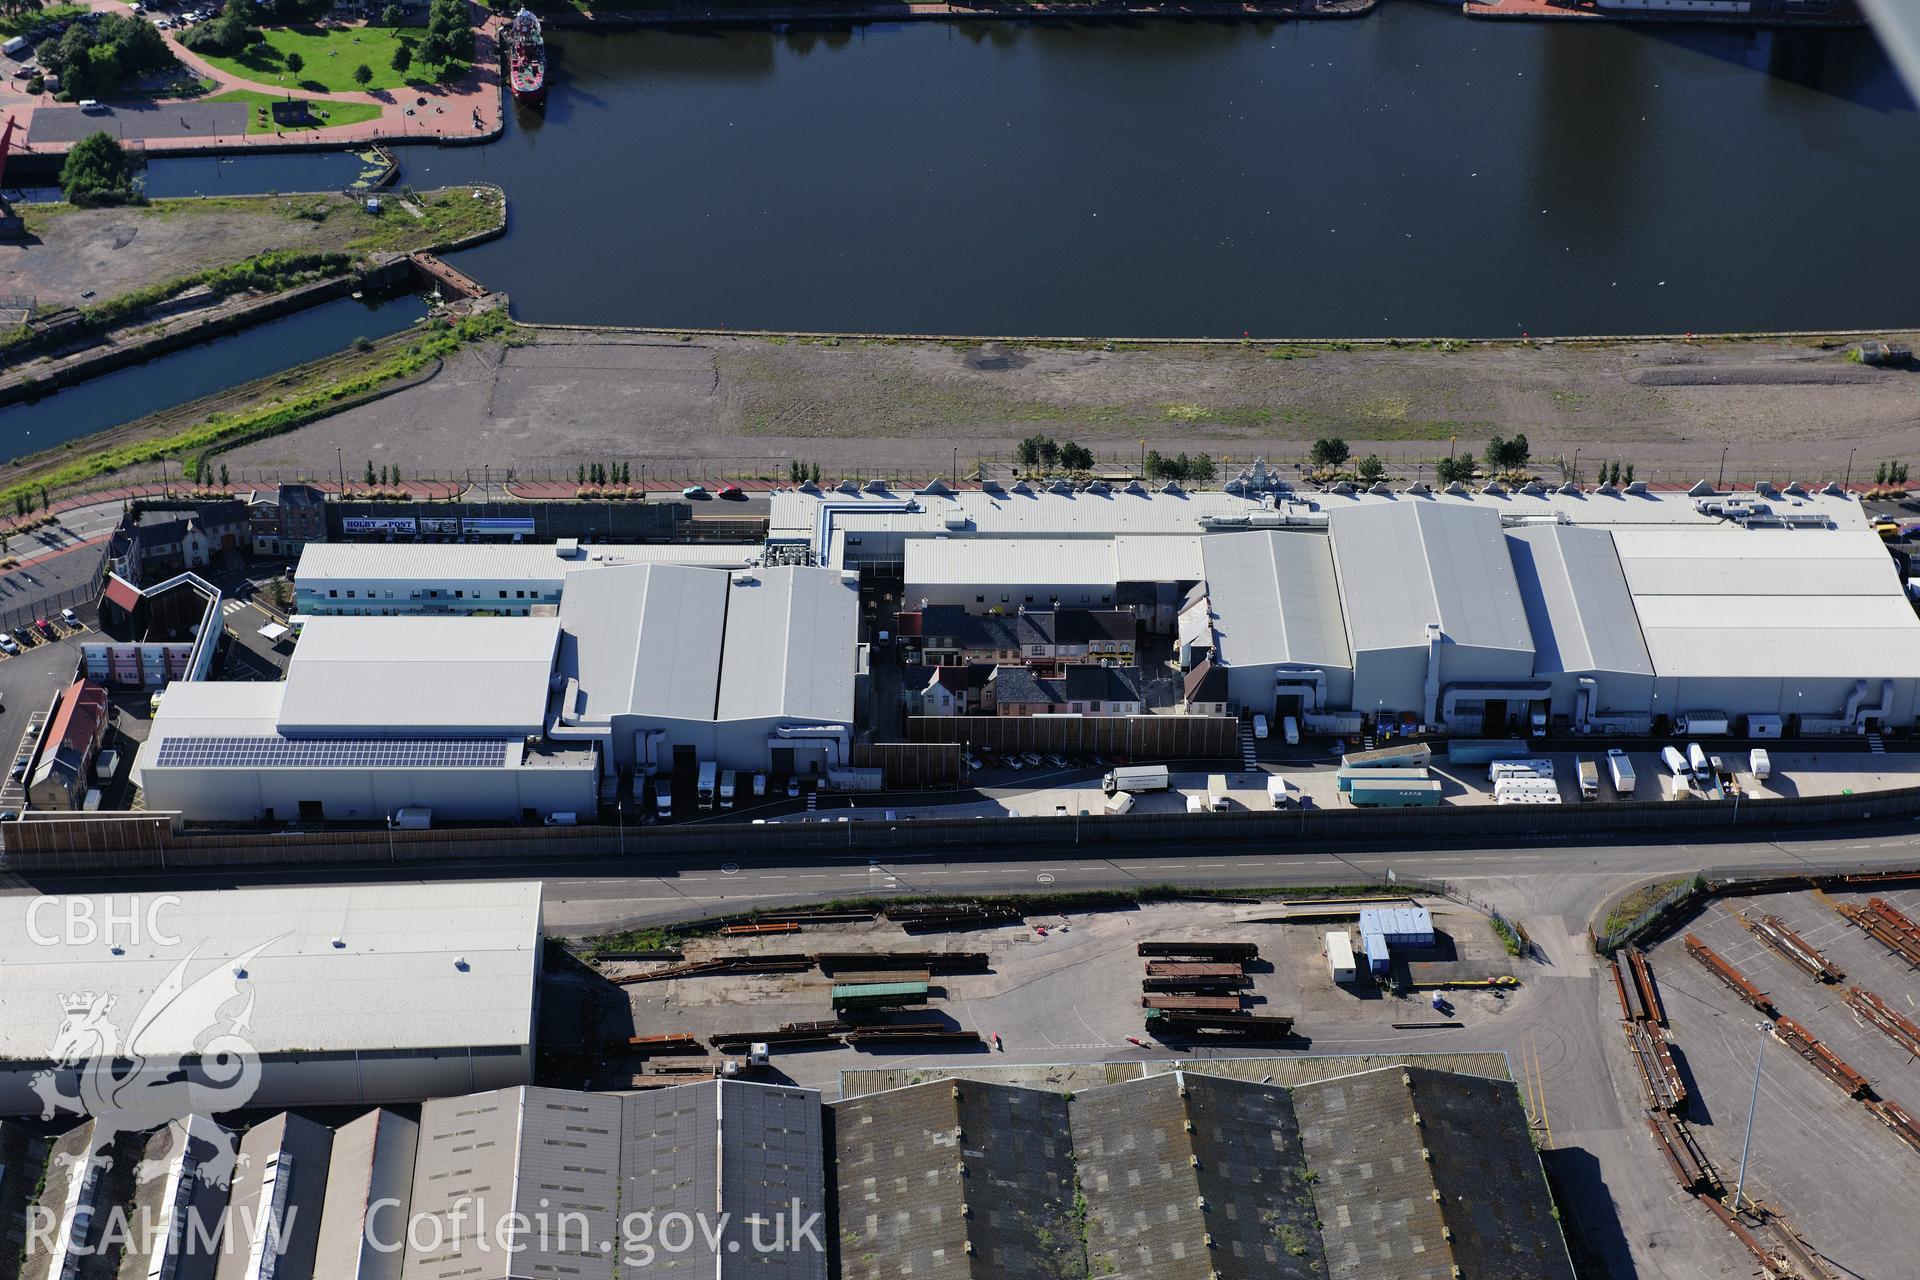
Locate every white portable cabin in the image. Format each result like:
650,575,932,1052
1326,931,1357,984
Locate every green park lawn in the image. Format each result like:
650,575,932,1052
198,24,459,94
207,89,385,134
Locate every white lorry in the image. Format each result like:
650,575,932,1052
1606,749,1636,796
1576,758,1599,802
719,769,737,810
1206,773,1230,811
697,761,718,810
1103,764,1170,795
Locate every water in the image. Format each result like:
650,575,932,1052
0,292,430,456
130,6,1920,336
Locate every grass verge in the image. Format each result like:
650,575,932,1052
198,23,460,93
205,88,385,134
0,310,512,509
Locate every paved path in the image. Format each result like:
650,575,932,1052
0,0,504,161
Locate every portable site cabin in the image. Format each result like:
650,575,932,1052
1325,931,1357,984
1362,931,1390,975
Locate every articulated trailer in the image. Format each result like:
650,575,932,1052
1140,994,1245,1012
1142,975,1253,993
1144,1008,1296,1037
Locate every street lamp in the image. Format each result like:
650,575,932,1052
1571,448,1581,485
1845,448,1858,490
1719,445,1729,490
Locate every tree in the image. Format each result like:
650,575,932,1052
809,462,821,486
1037,438,1060,470
1434,454,1475,485
1485,432,1531,472
1309,437,1350,469
1623,463,1635,485
391,466,401,486
391,42,412,74
619,461,630,485
365,460,376,485
1356,454,1386,484
219,464,230,487
1015,436,1044,470
1187,453,1216,485
577,463,587,485
352,62,374,88
285,50,303,75
419,30,449,66
1059,441,1094,472
381,1,405,25
59,132,138,207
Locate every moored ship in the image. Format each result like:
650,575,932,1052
507,8,546,104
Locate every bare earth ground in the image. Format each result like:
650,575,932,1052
0,190,499,311
217,327,1920,486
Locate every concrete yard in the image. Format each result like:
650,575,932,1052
587,899,1533,1099
1635,887,1920,1280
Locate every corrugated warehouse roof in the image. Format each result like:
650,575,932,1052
906,537,1115,589
1633,595,1920,679
1112,534,1207,582
1330,503,1533,656
296,542,754,585
277,616,559,736
556,562,728,725
717,568,858,723
1506,525,1653,678
1612,526,1904,596
312,1110,417,1280
0,882,542,1060
1199,530,1351,671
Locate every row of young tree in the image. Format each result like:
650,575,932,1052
10,486,52,519
1876,461,1910,486
1143,450,1217,485
576,462,629,486
1014,435,1096,473
787,460,823,485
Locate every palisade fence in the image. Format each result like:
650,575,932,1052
12,779,1920,873
1590,877,1704,956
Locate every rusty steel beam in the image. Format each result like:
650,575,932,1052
1629,947,1669,1026
1836,902,1920,969
1774,1017,1871,1099
1683,933,1777,1017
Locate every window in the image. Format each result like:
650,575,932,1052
346,590,355,599
1070,703,1083,713
455,590,464,599
1025,595,1035,604
976,595,985,604
499,591,508,599
1090,701,1102,712
516,591,526,599
328,590,338,599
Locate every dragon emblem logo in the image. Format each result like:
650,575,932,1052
31,937,282,1188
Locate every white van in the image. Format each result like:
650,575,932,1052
1252,714,1269,740
1749,749,1771,781
3,35,31,57
544,811,578,826
82,789,102,812
78,98,105,113
1103,790,1135,816
1282,715,1300,746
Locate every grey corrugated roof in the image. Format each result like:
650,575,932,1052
296,542,754,586
1200,531,1351,671
217,1114,335,1280
1330,503,1533,657
1506,525,1653,679
277,616,559,737
557,562,729,724
1613,527,1904,597
313,1110,418,1280
716,568,859,724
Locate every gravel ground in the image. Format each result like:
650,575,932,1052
216,327,1920,486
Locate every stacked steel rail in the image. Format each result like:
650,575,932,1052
1772,1017,1871,1099
1835,897,1920,968
1844,986,1920,1058
1738,913,1845,984
1614,950,1688,1113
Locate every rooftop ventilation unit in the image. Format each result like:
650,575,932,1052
864,479,891,495
1481,481,1507,497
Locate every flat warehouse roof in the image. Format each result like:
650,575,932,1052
557,562,728,724
1634,595,1920,679
717,568,858,723
0,882,542,1060
278,616,559,736
296,542,755,583
1613,527,1903,596
905,537,1116,588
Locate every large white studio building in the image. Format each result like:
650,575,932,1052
774,472,1920,736
136,547,860,824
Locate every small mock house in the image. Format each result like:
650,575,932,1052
986,665,1143,716
27,679,109,810
901,664,980,717
1182,657,1229,716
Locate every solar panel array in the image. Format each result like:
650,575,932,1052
153,737,512,770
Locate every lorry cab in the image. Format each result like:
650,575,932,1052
655,778,673,818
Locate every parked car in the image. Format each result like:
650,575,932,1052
0,633,16,655
681,485,707,498
786,777,801,798
1046,753,1067,768
1003,756,1024,770
1021,752,1042,767
716,482,743,499
34,618,56,640
60,608,78,627
962,753,983,770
